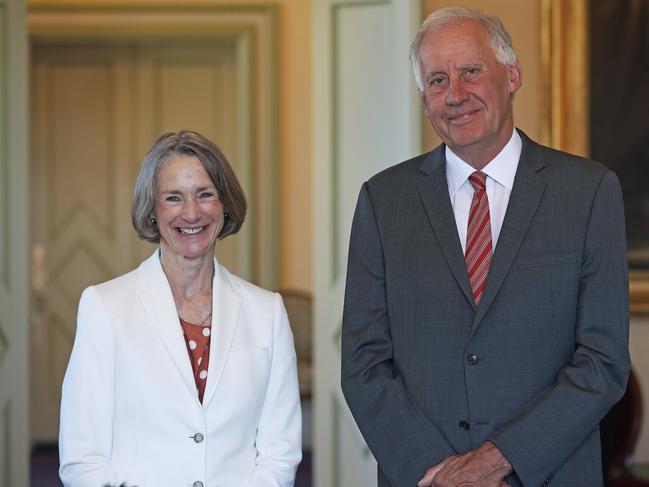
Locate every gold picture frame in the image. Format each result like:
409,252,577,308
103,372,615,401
540,0,649,313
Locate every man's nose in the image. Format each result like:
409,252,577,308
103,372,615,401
446,78,469,105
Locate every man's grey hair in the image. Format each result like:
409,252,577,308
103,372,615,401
409,7,518,93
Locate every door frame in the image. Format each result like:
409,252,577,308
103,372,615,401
0,0,28,483
28,3,279,289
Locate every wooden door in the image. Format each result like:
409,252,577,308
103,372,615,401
0,0,29,483
29,39,244,442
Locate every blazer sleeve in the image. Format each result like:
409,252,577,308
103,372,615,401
341,182,457,486
488,170,631,486
59,286,117,487
247,292,302,487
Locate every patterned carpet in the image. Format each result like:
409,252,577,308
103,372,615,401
31,444,312,487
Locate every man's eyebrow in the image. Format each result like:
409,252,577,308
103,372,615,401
456,62,483,70
426,70,448,79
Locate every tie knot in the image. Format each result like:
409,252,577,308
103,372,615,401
468,171,487,191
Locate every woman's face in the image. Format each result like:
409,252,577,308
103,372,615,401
153,154,224,262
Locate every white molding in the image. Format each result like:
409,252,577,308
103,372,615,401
0,0,29,483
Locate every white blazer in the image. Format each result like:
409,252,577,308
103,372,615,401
59,251,302,487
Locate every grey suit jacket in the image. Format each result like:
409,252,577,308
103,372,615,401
341,131,630,487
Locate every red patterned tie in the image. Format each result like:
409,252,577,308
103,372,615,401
465,171,493,305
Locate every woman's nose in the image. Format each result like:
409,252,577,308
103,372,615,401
182,199,200,221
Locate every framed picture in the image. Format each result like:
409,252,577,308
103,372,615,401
541,0,649,312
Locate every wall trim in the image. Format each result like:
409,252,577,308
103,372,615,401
0,5,8,289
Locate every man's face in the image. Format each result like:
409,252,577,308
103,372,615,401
418,19,522,168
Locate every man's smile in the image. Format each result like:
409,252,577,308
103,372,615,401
446,108,481,124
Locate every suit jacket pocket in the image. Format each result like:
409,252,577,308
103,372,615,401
517,251,577,269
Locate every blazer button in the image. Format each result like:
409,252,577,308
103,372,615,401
466,353,479,365
193,482,204,487
458,420,470,430
193,432,204,443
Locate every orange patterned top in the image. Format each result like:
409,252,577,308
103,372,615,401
179,318,212,403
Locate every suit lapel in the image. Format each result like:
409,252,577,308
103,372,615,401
417,147,476,310
202,261,242,409
137,251,199,403
472,133,547,329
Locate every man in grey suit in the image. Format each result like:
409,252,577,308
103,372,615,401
341,7,630,487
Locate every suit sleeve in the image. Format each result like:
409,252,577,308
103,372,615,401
341,182,458,486
247,292,302,487
488,170,631,486
59,286,118,487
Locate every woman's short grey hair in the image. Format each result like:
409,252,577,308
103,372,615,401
132,130,247,243
409,7,518,93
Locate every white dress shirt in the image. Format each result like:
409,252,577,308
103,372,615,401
445,129,522,254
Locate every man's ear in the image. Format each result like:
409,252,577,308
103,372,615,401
508,61,523,95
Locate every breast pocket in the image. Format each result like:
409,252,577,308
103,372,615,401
514,250,580,348
227,347,269,365
222,347,270,389
219,347,271,419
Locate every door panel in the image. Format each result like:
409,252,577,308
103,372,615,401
29,39,245,442
31,43,140,441
135,41,243,268
312,1,421,485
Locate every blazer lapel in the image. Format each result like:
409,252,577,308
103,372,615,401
137,251,199,403
202,261,242,409
417,147,476,310
472,133,547,329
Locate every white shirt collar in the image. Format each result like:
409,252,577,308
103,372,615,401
445,129,522,196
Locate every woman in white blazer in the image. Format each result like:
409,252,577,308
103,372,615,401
59,131,301,487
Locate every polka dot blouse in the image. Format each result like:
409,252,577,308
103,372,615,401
179,318,212,403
